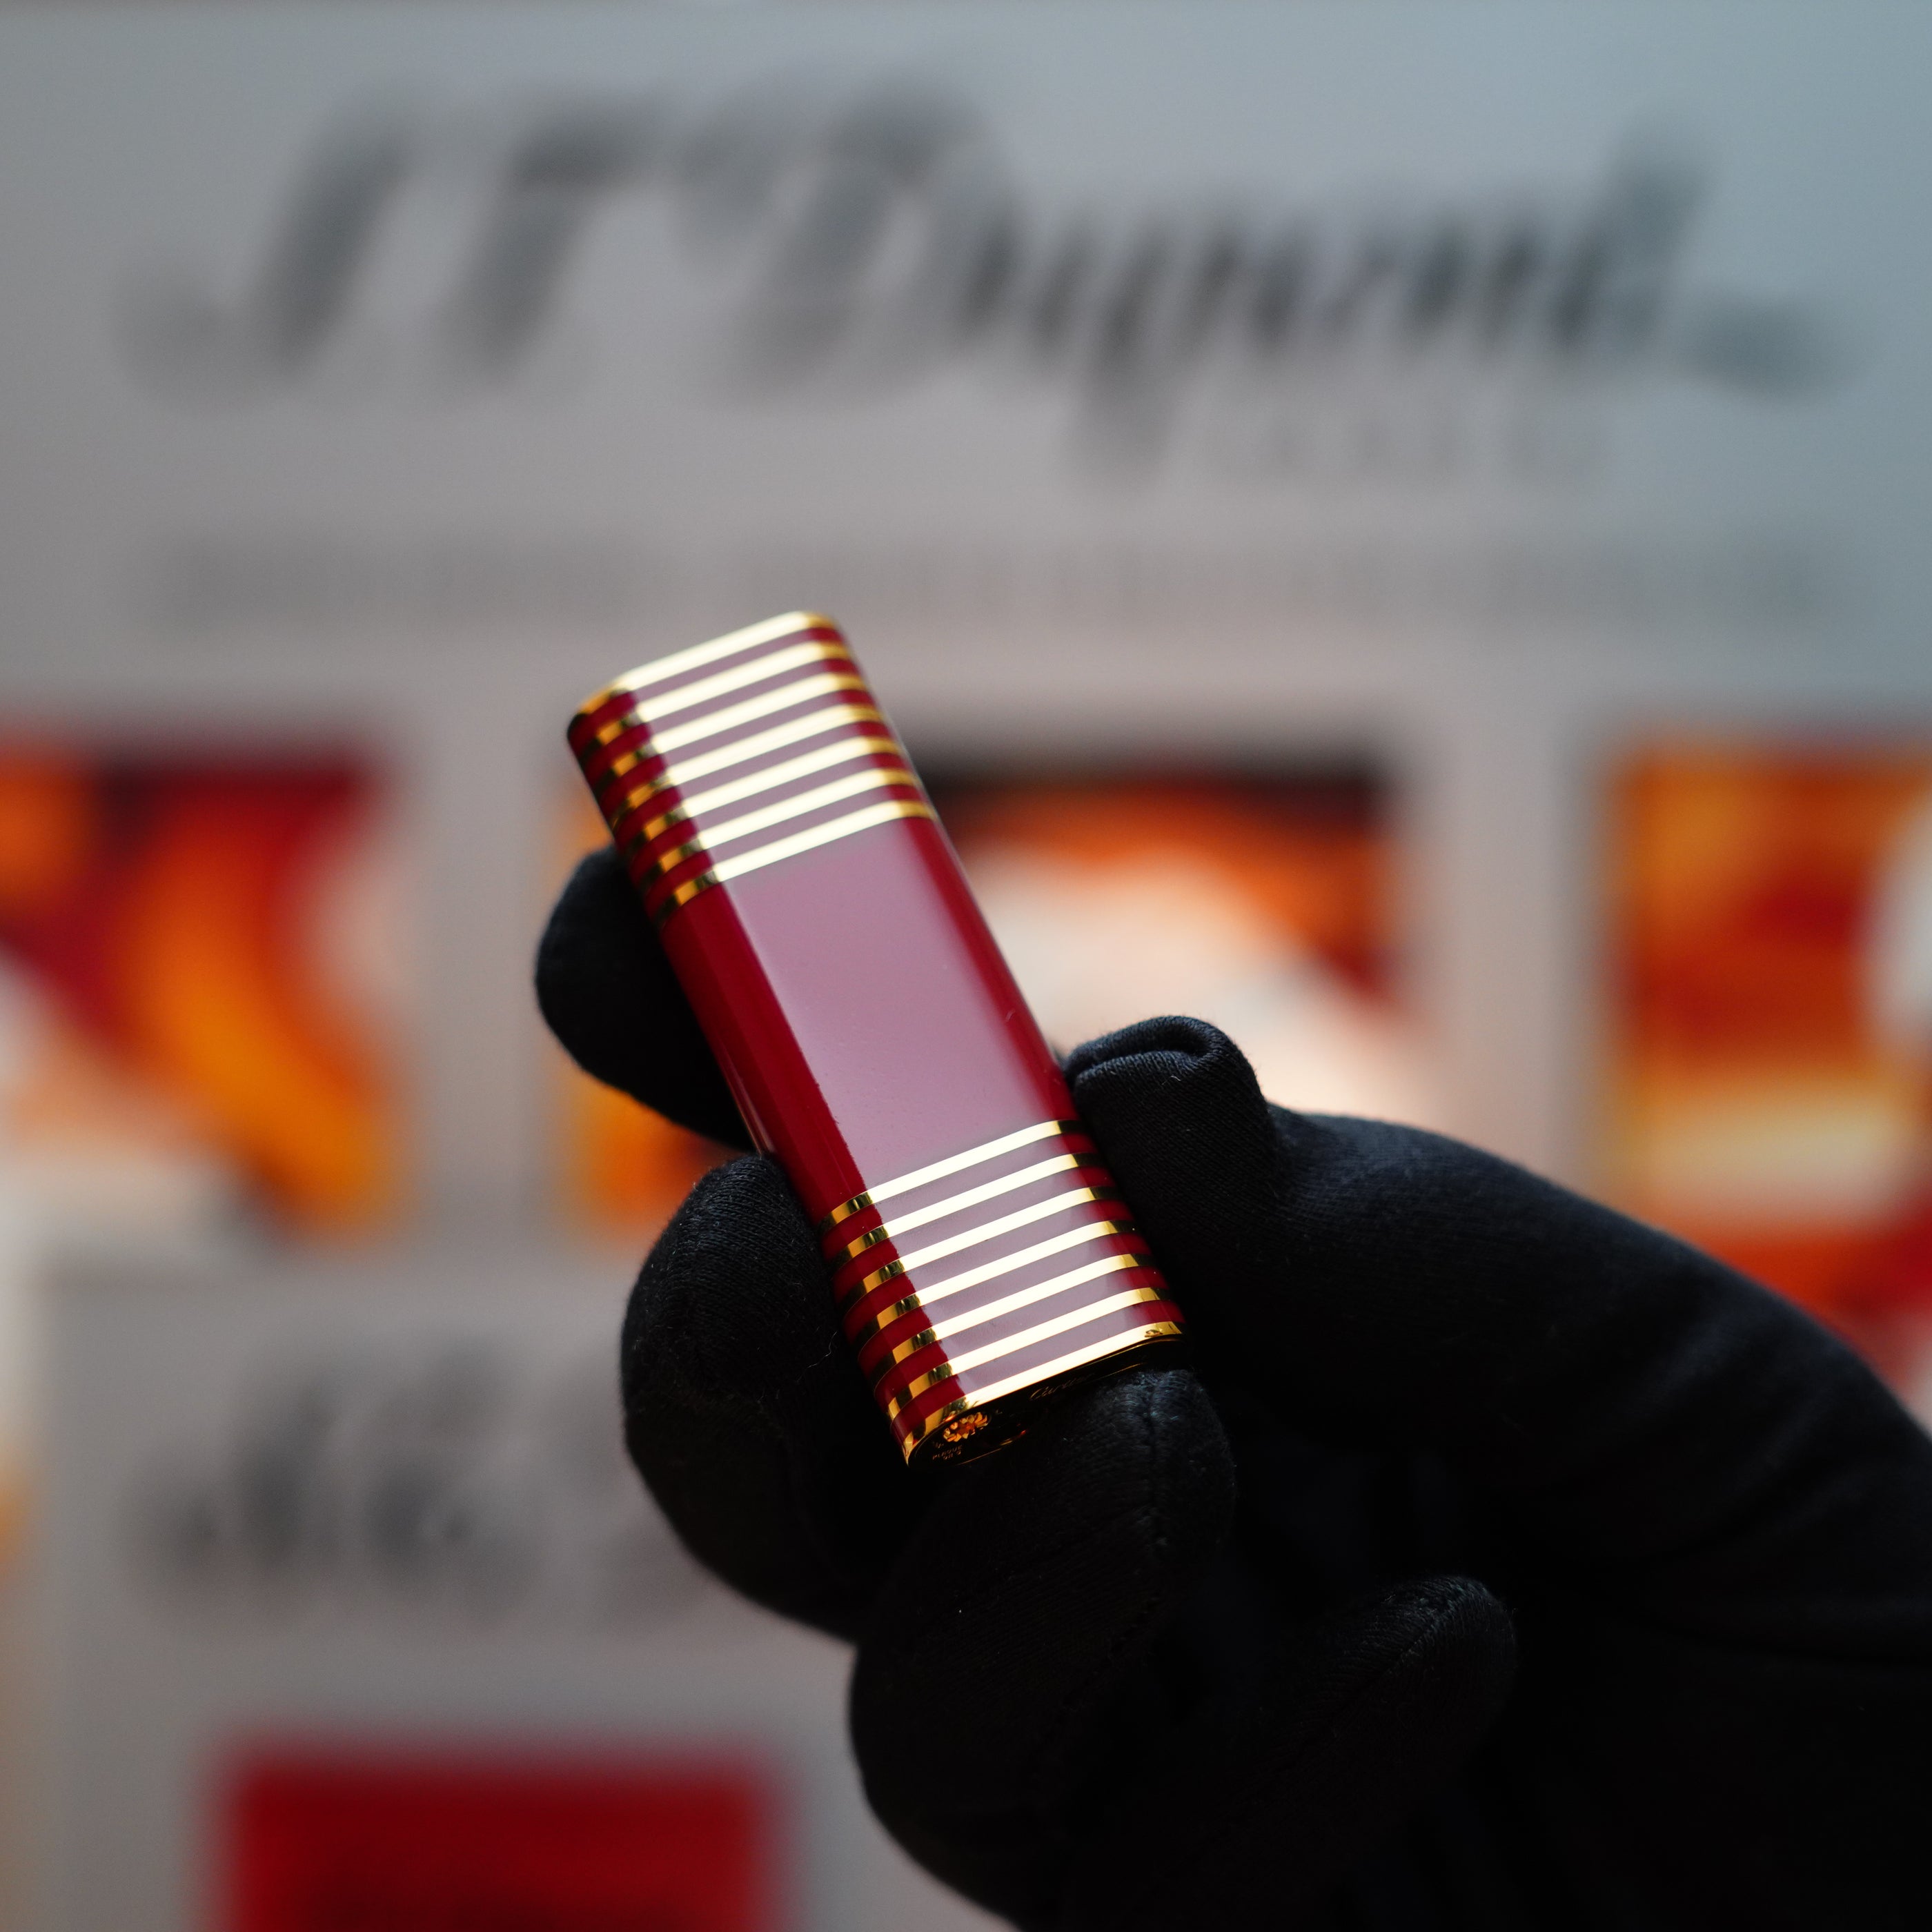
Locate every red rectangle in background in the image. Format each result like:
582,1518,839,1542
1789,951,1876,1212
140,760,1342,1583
223,1752,776,1932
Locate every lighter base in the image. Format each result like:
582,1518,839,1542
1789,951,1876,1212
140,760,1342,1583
904,1325,1188,1471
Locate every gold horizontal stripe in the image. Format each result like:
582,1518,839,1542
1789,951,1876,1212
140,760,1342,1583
874,1324,942,1377
620,733,903,848
628,764,918,891
947,1286,1170,1379
830,1152,1088,1263
883,1361,956,1419
596,704,888,816
916,1252,1154,1353
850,1283,927,1344
591,638,852,742
844,1218,1145,1330
867,1152,1092,1242
848,1258,909,1302
852,1184,1123,1285
884,1287,1170,1419
652,671,869,757
592,746,664,804
620,807,689,858
956,1322,1183,1415
650,798,936,929
866,1252,1152,1383
896,1321,1183,1457
818,1194,871,1237
707,798,934,885
594,671,869,787
631,829,708,885
573,611,837,718
816,1118,1078,1236
699,763,920,852
595,751,671,811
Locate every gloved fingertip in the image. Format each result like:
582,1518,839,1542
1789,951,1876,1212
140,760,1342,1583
535,846,750,1148
622,1153,831,1421
1064,1011,1250,1085
622,1152,910,1635
1361,1575,1518,1733
1065,1016,1281,1321
1067,1014,1274,1161
953,1361,1237,1579
854,1365,1234,1802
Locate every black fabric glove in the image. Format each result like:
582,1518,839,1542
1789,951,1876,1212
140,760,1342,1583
539,844,1932,1932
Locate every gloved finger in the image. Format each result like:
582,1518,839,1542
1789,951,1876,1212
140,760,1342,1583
1065,1574,1517,1932
621,1152,914,1637
849,1365,1236,1925
537,843,750,1147
1063,1014,1283,1391
1069,1017,1932,1644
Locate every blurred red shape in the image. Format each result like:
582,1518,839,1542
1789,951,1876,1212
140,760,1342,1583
221,1751,775,1932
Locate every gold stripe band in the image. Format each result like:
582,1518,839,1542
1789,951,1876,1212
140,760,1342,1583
573,611,837,717
858,1152,1092,1246
842,1184,1123,1294
594,639,851,737
631,763,921,887
893,1321,1185,1455
696,763,920,855
883,1286,1172,1418
842,1219,1147,1337
816,1118,1080,1235
896,1320,1185,1457
947,1285,1170,1379
598,704,889,815
651,672,869,758
619,733,903,849
851,1284,930,1346
593,671,869,787
865,1251,1155,1381
651,798,936,928
960,1321,1183,1413
829,1152,1092,1263
631,830,709,886
628,764,920,891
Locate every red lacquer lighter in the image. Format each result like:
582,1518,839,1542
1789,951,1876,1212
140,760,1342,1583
568,613,1184,1467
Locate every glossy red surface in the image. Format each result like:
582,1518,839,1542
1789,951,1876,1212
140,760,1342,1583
571,614,1183,1462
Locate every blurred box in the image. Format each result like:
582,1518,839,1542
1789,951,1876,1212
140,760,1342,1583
1604,743,1932,1380
35,1242,992,1932
0,747,403,1237
553,757,1434,1237
225,1753,770,1932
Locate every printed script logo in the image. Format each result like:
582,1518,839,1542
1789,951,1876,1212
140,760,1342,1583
121,83,1843,461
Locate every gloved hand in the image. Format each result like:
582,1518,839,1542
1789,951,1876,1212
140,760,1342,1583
539,845,1932,1932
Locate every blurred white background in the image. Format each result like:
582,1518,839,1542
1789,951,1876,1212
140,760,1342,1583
3,3,1932,1926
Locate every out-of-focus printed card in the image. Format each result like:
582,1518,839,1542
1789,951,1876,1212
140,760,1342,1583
555,762,1430,1237
223,1753,774,1932
931,765,1428,1125
0,748,403,1239
1606,745,1932,1376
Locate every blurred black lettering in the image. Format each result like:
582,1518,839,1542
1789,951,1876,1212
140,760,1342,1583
439,103,662,375
123,112,416,393
120,83,1844,451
